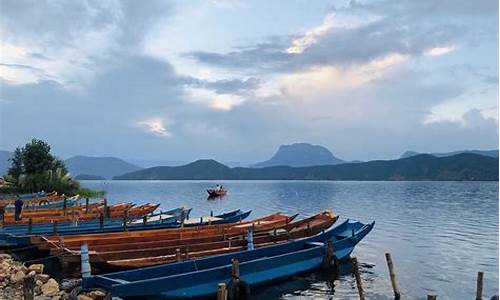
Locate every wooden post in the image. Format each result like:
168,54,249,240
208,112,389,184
385,253,401,299
63,198,67,216
80,243,91,278
176,249,181,262
231,258,240,299
28,217,33,234
52,221,58,235
476,271,484,300
143,215,147,225
123,210,128,231
23,276,35,300
217,283,227,300
103,198,108,218
351,257,365,300
427,296,437,300
99,213,104,229
85,197,89,212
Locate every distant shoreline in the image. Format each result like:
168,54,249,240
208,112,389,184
112,153,498,181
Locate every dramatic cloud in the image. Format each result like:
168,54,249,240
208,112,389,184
0,0,497,163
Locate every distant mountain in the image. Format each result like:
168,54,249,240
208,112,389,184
74,174,106,180
115,159,234,180
115,153,498,181
401,149,498,159
65,155,142,179
0,150,13,176
253,143,344,168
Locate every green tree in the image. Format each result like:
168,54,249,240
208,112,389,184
7,147,24,178
3,139,103,196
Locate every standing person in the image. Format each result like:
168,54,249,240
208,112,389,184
14,195,23,221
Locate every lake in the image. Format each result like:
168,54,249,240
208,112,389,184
81,180,499,300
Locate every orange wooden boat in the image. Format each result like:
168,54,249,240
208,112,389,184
67,211,337,271
2,203,158,225
33,213,296,251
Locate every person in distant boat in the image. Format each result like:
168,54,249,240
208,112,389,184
215,184,220,191
14,195,23,221
219,185,224,191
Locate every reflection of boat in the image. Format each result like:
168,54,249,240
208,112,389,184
83,218,375,299
207,188,226,197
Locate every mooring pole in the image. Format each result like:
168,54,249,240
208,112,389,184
476,271,484,300
52,221,58,235
28,217,33,234
231,258,240,299
85,197,89,212
351,257,365,300
176,249,181,262
385,253,401,299
80,243,91,278
123,210,128,231
427,296,437,300
63,197,67,216
103,198,108,218
217,283,227,300
99,213,104,229
246,229,254,250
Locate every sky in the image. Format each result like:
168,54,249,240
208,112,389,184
0,0,498,164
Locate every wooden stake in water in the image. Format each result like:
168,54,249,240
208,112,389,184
232,258,240,299
385,253,401,299
476,271,484,300
427,295,437,300
217,283,227,300
351,257,365,300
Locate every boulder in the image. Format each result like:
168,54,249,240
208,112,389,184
77,295,93,300
10,270,25,283
88,289,106,299
36,279,44,286
35,274,51,284
27,270,37,277
41,278,59,297
28,264,45,274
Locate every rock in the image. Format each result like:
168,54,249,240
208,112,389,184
41,278,59,297
27,270,37,277
10,270,25,283
52,296,60,300
34,296,52,300
77,295,93,300
0,253,11,260
60,278,81,291
35,274,51,283
36,279,44,286
88,289,106,299
28,264,45,274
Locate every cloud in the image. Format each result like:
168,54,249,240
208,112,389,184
425,46,456,56
138,118,172,137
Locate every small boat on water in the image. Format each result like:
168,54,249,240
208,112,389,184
82,218,374,299
207,186,227,197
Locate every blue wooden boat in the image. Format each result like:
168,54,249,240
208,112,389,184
0,209,250,247
83,219,374,299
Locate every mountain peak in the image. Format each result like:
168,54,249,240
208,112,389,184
253,142,344,168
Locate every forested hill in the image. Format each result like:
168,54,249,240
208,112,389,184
115,153,498,181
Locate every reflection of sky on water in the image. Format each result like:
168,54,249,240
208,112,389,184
82,180,499,299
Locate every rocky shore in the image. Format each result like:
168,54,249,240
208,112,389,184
0,254,81,300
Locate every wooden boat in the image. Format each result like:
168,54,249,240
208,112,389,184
207,188,226,197
0,202,158,225
82,218,374,299
67,211,337,270
33,213,293,251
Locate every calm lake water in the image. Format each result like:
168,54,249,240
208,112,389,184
82,180,499,300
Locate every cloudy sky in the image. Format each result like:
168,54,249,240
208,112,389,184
0,0,498,164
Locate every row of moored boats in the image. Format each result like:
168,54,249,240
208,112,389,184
0,191,375,299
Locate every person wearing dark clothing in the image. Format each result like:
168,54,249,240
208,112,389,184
14,196,23,221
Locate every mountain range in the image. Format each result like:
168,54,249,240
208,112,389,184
401,149,498,159
0,143,497,180
115,153,498,181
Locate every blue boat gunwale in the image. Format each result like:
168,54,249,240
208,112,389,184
86,218,374,288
